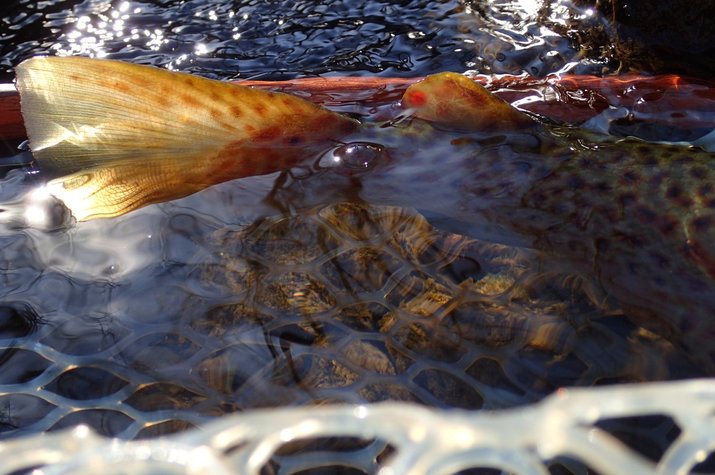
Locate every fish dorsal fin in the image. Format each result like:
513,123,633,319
401,72,535,132
15,56,357,220
16,57,357,169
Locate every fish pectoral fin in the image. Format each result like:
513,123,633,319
45,154,230,221
401,72,537,132
15,56,357,220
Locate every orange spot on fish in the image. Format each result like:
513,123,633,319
155,95,170,108
253,103,268,117
254,125,280,141
181,94,200,107
110,80,130,94
404,89,428,107
229,105,242,117
209,107,223,121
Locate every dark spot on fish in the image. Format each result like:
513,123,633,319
181,94,200,107
691,216,713,233
245,125,256,134
69,73,80,81
649,172,665,187
635,144,653,156
635,205,657,222
209,90,221,101
620,170,640,185
671,112,685,119
594,181,611,193
579,157,596,169
627,261,641,276
677,154,694,164
285,135,304,145
640,154,658,167
648,250,671,269
665,185,683,200
253,103,268,117
657,215,678,236
619,192,637,208
676,196,694,209
698,183,713,197
595,237,609,252
615,231,644,248
597,204,619,221
229,105,242,117
566,174,585,189
690,166,708,180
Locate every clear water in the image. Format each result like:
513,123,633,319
0,0,713,445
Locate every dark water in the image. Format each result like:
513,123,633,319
0,0,606,83
0,0,713,457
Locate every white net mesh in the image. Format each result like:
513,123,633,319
2,378,714,475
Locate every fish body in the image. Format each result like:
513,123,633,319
349,75,715,371
13,57,715,372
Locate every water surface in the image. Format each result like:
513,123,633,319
0,0,712,449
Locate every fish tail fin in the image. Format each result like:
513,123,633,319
401,72,536,132
15,56,356,219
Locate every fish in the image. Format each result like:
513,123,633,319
366,72,715,373
14,56,357,220
13,57,715,373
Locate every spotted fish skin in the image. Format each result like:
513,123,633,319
15,56,358,220
506,136,709,325
348,74,715,372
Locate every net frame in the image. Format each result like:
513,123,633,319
1,378,713,475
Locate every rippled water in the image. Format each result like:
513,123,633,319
0,0,713,453
1,0,609,83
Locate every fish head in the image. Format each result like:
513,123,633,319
401,72,537,132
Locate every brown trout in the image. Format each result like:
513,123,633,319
14,57,715,373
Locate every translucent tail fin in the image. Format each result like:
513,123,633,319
15,56,357,219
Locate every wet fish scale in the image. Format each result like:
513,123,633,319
514,138,715,341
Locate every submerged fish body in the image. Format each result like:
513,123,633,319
13,57,715,372
352,75,715,370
